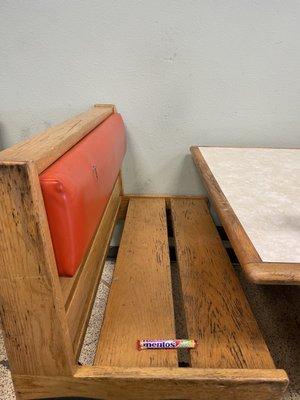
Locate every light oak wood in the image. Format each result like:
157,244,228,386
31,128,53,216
118,170,124,195
65,176,122,357
190,146,300,285
171,198,275,369
118,194,208,220
0,161,74,376
60,263,81,306
0,106,114,173
191,146,261,266
14,366,288,400
94,198,177,367
244,262,300,285
94,103,118,113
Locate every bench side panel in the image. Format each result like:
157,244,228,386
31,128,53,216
0,162,75,376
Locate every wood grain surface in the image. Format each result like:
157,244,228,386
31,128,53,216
190,146,261,266
118,194,208,220
0,162,74,375
244,262,300,285
171,198,275,369
14,366,288,400
94,198,177,367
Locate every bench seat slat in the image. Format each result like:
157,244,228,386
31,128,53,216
94,198,177,367
171,198,275,369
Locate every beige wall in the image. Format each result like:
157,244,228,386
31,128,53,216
1,1,300,194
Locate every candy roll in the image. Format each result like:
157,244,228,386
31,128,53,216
137,339,197,350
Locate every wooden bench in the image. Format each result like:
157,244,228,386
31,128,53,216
0,105,288,399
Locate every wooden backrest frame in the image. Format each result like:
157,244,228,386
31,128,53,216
0,104,118,376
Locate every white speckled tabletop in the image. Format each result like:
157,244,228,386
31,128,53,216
199,147,300,264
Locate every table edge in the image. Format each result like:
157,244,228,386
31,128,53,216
190,146,300,285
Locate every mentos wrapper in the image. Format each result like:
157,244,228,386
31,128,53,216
137,339,196,350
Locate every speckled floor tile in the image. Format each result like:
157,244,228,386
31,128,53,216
234,264,300,400
0,260,299,399
0,321,15,400
79,260,115,365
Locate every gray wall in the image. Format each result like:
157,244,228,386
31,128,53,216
1,1,300,194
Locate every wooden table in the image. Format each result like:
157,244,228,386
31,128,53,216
191,146,300,285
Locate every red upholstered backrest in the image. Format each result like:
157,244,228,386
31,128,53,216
40,113,126,277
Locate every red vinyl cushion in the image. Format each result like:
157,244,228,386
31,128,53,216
40,113,126,277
